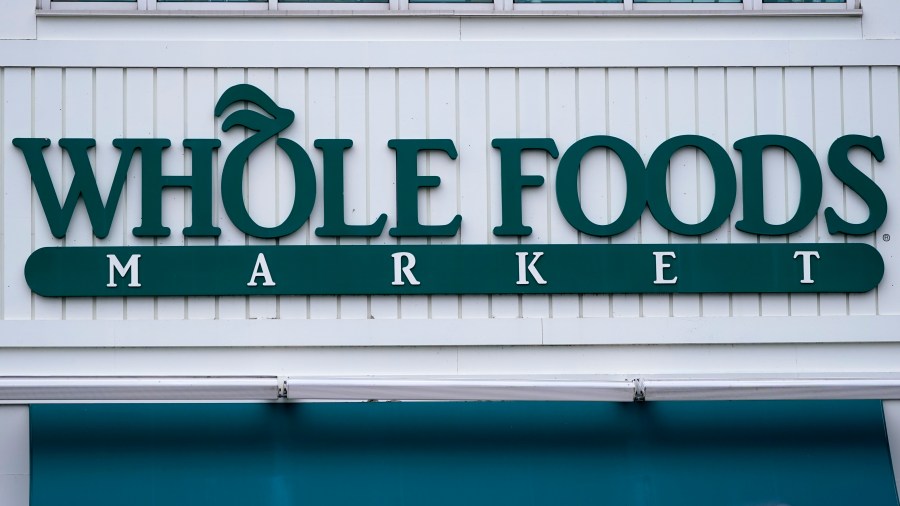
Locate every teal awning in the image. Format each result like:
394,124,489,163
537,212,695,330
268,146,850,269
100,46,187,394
31,401,899,506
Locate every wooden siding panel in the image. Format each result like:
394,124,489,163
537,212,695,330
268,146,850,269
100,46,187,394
2,65,897,328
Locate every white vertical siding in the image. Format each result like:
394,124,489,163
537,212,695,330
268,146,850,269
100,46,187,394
668,68,701,318
368,68,399,320
487,68,519,319
156,68,187,321
276,68,310,319
519,67,550,319
2,66,898,326
185,68,217,320
785,67,818,317
247,68,278,320
697,67,730,317
337,67,372,320
2,68,32,321
397,68,429,320
607,68,641,318
215,68,250,321
458,68,489,319
428,68,461,321
872,67,900,316
577,68,611,318
637,67,669,318
95,68,126,321
844,67,879,317
547,68,579,319
124,68,156,320
63,68,94,321
814,67,848,318
727,67,760,318
32,68,64,321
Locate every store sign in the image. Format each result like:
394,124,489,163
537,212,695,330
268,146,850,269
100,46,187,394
15,84,887,297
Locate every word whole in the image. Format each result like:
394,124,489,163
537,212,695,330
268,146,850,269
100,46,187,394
15,84,887,297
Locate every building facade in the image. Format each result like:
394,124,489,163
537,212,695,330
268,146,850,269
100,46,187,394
2,0,900,504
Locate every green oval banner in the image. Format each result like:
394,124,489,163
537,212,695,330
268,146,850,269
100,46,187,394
24,243,884,297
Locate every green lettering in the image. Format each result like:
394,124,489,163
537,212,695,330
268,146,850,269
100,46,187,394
216,84,315,239
131,139,221,238
314,138,387,237
14,137,142,239
646,135,736,236
388,139,461,238
734,135,822,236
824,135,887,235
556,135,645,237
491,138,558,236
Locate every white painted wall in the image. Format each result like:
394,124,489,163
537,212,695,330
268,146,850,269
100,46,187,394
862,0,900,39
0,0,35,40
0,4,897,379
0,406,29,506
0,61,898,376
2,65,898,323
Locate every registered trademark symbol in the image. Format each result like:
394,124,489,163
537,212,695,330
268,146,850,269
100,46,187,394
884,234,891,242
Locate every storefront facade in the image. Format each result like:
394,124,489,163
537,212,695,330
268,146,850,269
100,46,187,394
2,0,900,504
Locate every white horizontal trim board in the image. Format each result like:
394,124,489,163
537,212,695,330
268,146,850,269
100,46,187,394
0,316,896,347
32,14,864,44
38,8,859,16
640,378,900,401
287,377,636,401
4,375,900,402
1,40,898,67
0,377,279,402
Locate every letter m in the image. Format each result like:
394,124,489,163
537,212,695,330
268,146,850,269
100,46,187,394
13,138,140,239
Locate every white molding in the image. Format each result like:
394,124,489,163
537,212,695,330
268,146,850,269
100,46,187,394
0,318,543,347
641,378,900,401
0,315,897,348
49,1,137,10
154,2,270,10
43,0,857,13
4,375,900,402
761,2,848,12
287,377,637,401
0,39,890,68
511,3,622,11
38,6,861,15
408,2,494,11
276,2,391,10
0,377,280,402
631,3,743,12
538,316,900,345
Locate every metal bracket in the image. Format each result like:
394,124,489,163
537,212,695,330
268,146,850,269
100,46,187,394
277,377,288,399
633,378,646,402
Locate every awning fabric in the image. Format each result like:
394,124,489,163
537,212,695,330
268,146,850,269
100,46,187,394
31,400,899,506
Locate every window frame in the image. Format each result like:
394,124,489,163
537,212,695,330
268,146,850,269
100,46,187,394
39,0,860,14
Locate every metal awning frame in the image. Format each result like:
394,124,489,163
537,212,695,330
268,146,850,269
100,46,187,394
5,376,900,403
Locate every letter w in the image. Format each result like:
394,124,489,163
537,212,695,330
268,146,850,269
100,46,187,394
13,138,147,239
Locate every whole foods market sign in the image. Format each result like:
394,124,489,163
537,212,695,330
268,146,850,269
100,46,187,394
15,84,886,297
